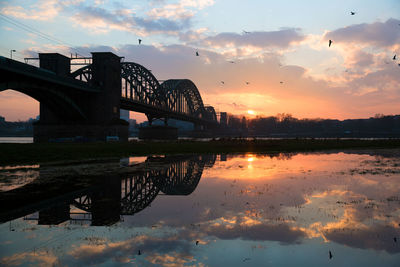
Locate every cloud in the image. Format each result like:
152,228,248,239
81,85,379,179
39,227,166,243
201,28,305,49
71,5,191,35
324,18,400,49
1,0,62,21
147,0,214,20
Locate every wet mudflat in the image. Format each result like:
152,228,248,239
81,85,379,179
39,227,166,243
0,150,399,266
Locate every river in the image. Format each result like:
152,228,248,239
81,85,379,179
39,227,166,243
0,151,399,266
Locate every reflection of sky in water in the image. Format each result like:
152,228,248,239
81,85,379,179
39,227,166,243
1,152,400,266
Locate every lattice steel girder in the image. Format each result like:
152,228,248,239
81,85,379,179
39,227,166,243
121,62,162,106
71,61,218,125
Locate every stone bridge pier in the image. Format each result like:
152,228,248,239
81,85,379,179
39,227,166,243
33,52,128,142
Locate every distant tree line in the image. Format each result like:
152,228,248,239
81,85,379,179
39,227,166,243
0,116,36,136
223,113,400,137
2,113,400,138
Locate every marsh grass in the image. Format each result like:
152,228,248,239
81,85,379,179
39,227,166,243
1,138,400,166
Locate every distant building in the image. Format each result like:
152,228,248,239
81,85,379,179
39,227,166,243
220,112,227,127
0,116,4,123
120,109,130,121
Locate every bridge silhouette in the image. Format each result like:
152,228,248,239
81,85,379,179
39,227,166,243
0,154,216,226
0,52,220,142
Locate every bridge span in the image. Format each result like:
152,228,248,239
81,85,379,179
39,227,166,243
0,52,220,142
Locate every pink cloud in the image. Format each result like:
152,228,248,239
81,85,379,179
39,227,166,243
324,18,400,49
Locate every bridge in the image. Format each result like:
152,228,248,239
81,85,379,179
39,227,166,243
0,154,216,226
0,52,220,142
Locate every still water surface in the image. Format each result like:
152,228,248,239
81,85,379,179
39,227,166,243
0,137,33,143
0,151,400,266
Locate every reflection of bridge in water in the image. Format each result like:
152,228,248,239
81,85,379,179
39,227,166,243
0,155,216,226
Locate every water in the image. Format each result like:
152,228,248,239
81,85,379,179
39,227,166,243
0,137,33,143
2,136,396,143
1,151,400,266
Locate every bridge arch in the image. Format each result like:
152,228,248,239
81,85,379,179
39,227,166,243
72,62,164,107
204,106,217,122
159,79,208,119
154,156,207,195
121,62,163,106
0,83,87,121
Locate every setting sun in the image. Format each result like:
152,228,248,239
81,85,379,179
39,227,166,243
247,110,255,115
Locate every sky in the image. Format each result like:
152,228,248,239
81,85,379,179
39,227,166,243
0,0,399,122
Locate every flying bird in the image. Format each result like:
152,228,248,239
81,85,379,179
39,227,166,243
245,81,250,85
329,250,333,259
350,11,356,15
393,55,397,60
280,81,284,84
196,51,199,56
243,30,251,34
221,81,225,85
138,39,142,44
229,61,235,63
329,40,333,47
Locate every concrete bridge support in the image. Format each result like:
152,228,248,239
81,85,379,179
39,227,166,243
33,52,128,142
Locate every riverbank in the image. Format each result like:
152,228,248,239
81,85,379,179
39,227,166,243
1,138,400,166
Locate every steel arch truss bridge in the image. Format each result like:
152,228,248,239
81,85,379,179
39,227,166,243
72,62,218,126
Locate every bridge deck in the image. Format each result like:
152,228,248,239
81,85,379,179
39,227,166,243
120,98,219,125
0,57,100,93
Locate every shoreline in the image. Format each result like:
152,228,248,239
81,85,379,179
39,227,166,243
1,138,400,166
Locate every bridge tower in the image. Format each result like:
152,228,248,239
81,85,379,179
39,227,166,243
33,52,128,142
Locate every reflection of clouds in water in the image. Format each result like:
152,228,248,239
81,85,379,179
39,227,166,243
2,151,400,266
146,252,197,266
0,251,58,267
67,235,195,266
324,224,400,254
0,169,39,192
130,152,400,253
203,215,306,244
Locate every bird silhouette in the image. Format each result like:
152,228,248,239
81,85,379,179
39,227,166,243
221,81,225,84
196,241,199,245
243,30,250,34
246,81,249,85
196,51,199,56
280,81,284,84
329,40,333,47
329,250,333,259
229,61,235,63
393,55,397,60
138,39,142,44
350,11,356,15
